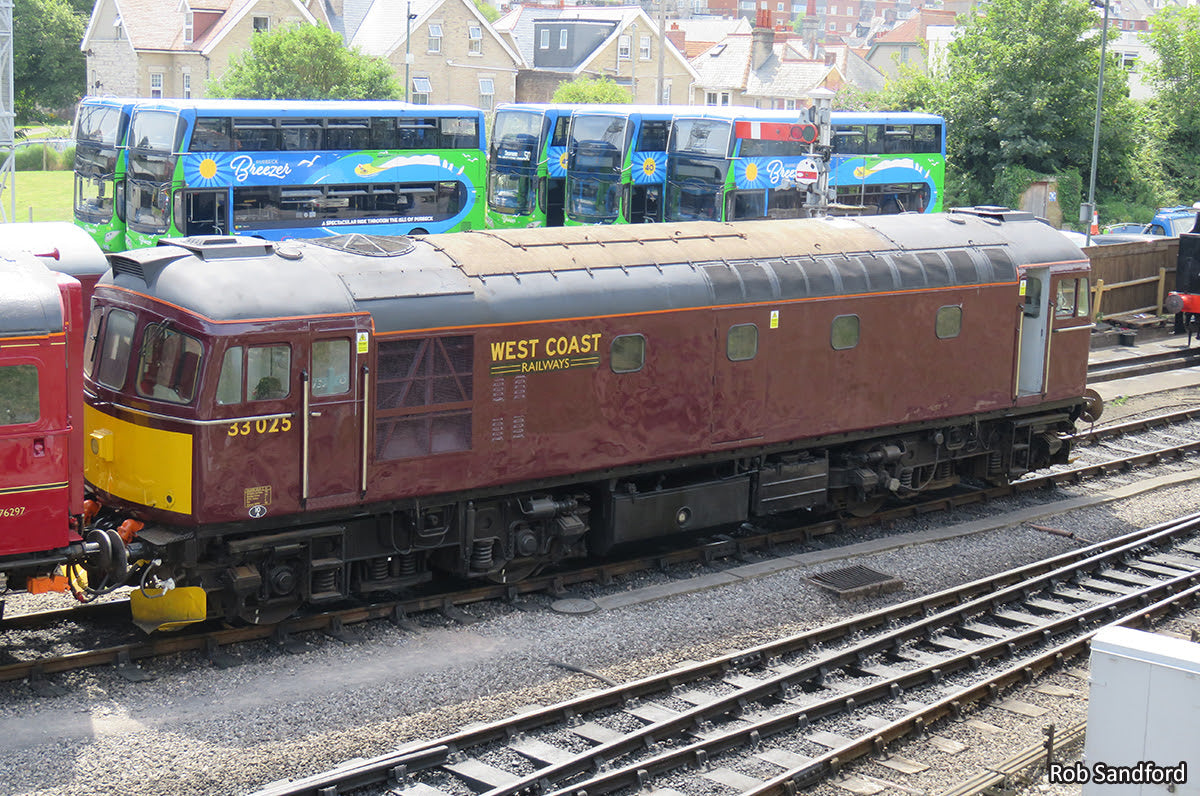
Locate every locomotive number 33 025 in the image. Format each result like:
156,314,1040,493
228,417,293,437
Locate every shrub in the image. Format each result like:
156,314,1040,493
14,144,58,171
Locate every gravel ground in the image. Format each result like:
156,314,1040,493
2,381,1199,796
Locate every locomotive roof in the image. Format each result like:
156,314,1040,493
0,251,66,337
101,210,1087,334
0,222,110,283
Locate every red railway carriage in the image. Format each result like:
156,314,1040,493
0,225,115,607
81,209,1094,629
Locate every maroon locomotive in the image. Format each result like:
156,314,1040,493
81,208,1095,630
0,224,115,611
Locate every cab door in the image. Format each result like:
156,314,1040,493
302,320,368,505
1016,267,1051,398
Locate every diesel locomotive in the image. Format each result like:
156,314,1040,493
80,208,1096,630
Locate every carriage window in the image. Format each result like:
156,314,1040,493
1056,278,1079,318
0,365,39,426
727,324,758,361
136,324,204,404
95,308,137,389
611,334,646,373
831,314,860,350
248,345,291,400
312,339,351,397
216,346,243,405
935,305,962,339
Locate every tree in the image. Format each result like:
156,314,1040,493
552,75,632,104
14,0,87,122
1143,5,1200,202
866,0,1142,213
473,0,500,23
207,24,401,100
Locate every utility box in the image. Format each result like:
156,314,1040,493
1079,626,1199,795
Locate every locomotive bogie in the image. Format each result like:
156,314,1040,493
77,211,1095,628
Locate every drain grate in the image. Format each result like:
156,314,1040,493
809,564,904,598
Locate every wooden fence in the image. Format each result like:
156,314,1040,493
1083,238,1179,322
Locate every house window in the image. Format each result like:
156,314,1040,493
184,11,194,43
640,34,651,60
479,78,495,111
559,29,568,48
411,77,432,104
618,34,631,60
150,72,164,99
428,23,443,53
704,91,731,106
253,16,269,33
468,25,482,55
777,1,783,9
785,99,796,110
182,72,192,99
661,78,671,104
540,29,550,48
830,4,836,13
113,14,124,39
901,46,910,62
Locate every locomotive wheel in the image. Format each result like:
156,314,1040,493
843,497,886,518
487,558,544,584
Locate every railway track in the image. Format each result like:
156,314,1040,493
4,409,1200,687
1086,344,1200,383
250,513,1200,796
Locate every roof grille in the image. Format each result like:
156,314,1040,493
809,565,903,598
307,234,415,257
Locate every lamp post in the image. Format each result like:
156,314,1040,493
404,0,416,101
1083,0,1110,246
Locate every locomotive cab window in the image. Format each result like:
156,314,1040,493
216,346,243,405
312,339,351,397
0,364,39,426
248,345,291,400
831,314,860,350
136,324,204,404
611,334,646,373
1056,278,1089,318
95,308,137,390
935,305,962,339
727,324,758,361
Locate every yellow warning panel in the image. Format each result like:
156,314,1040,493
130,586,207,633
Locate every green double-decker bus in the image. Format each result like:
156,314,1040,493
115,99,487,249
73,97,135,252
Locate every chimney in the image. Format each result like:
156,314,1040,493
666,29,686,52
752,5,775,70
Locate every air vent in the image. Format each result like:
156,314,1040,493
307,234,415,257
109,256,145,281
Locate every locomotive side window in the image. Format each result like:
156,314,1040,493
831,315,860,350
136,324,204,404
0,364,39,426
1077,278,1090,318
216,347,243,405
247,346,291,401
935,306,962,339
95,308,137,390
1021,277,1042,317
312,339,351,397
727,324,758,361
611,334,646,373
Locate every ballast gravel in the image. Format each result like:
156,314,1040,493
1,386,1199,796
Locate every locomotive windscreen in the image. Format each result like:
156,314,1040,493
1178,233,1200,295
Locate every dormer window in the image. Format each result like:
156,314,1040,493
184,11,194,43
113,14,124,40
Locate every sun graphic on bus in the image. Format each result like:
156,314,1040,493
640,157,657,178
745,162,758,183
184,153,232,187
559,151,569,170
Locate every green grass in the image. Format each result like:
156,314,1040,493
0,170,73,223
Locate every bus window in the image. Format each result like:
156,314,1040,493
281,119,323,150
636,120,669,152
883,125,913,154
833,126,866,154
191,118,234,151
730,190,766,220
232,118,280,151
440,116,480,149
130,110,181,151
327,119,372,150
